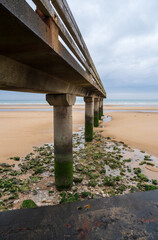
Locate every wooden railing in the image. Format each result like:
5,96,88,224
32,0,106,96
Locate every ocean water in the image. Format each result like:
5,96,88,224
0,99,158,107
103,99,158,107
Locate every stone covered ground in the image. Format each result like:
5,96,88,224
0,119,158,211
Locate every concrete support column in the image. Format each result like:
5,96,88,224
84,97,94,142
99,99,102,120
94,98,99,127
46,94,76,190
101,99,104,116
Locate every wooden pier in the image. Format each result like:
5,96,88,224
0,0,106,188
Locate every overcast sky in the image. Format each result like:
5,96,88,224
1,0,158,99
67,0,158,99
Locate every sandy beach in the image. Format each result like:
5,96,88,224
101,107,158,157
0,104,158,163
0,108,84,164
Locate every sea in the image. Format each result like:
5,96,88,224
1,99,158,107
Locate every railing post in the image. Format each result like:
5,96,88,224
84,97,94,142
46,94,76,190
94,98,99,127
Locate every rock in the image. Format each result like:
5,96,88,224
32,190,38,195
21,200,37,209
87,166,96,172
14,199,20,204
46,182,54,187
128,149,134,152
73,175,83,183
49,167,54,173
75,164,84,171
0,163,11,168
48,190,54,196
82,180,88,185
92,194,103,199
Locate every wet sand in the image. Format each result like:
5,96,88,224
0,109,84,164
101,111,158,158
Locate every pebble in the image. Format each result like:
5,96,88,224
32,190,38,195
46,182,54,187
49,167,54,173
14,199,20,204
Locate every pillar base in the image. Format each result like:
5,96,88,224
94,114,99,127
55,161,73,190
85,122,93,142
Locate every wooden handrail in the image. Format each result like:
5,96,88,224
32,0,106,95
51,0,105,92
33,0,91,73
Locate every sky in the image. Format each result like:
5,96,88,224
1,0,158,100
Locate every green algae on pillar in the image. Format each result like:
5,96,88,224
84,97,94,142
101,99,104,116
94,98,99,127
46,94,76,190
99,99,102,120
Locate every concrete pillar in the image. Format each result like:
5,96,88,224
102,99,104,116
46,94,76,190
99,99,102,120
84,97,94,142
94,98,99,127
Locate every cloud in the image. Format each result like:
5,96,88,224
67,0,158,98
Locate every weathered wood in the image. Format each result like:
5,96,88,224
33,0,104,92
33,0,55,16
33,1,105,92
51,0,105,93
51,0,85,55
55,18,91,73
33,0,91,76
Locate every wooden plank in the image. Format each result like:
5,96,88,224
32,0,91,74
32,0,103,90
32,0,105,94
51,0,105,93
33,0,55,16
